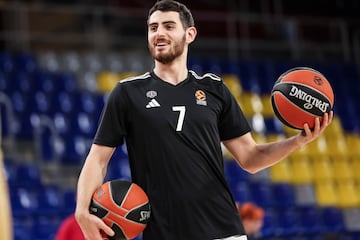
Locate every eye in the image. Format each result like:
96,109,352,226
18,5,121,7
165,24,175,30
149,25,157,32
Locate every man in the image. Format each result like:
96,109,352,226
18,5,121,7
75,1,333,239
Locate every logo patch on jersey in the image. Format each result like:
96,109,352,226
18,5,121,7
146,99,161,108
195,90,207,106
146,90,157,98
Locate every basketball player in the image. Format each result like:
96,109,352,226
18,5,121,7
75,1,333,239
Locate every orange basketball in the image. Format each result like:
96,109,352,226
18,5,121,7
90,180,151,239
271,67,334,130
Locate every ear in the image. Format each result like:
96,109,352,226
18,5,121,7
186,26,197,44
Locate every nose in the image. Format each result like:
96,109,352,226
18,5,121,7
156,26,166,37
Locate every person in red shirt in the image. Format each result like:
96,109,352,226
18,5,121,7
55,214,85,240
236,202,265,237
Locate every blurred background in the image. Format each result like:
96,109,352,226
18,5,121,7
1,0,360,239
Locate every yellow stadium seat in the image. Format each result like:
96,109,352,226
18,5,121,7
269,159,291,182
311,155,333,182
336,180,360,208
331,156,353,181
326,138,347,157
97,71,120,93
283,125,300,138
118,71,138,80
239,92,263,117
291,143,310,158
345,133,360,157
265,133,285,143
324,115,344,139
252,132,267,144
350,157,360,181
223,74,242,99
289,155,313,184
260,94,274,118
315,180,337,206
250,113,266,134
304,136,328,157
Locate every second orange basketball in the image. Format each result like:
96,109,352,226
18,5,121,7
271,67,334,130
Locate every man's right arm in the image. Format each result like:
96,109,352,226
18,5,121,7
75,144,116,240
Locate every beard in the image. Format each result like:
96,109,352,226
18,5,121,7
149,34,186,64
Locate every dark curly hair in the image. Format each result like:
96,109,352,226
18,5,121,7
148,0,195,29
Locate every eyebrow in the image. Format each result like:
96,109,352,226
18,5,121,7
148,20,177,26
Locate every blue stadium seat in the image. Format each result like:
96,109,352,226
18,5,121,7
13,216,33,240
13,52,37,73
230,181,252,203
52,112,70,139
321,206,345,233
30,91,53,115
60,135,89,165
54,72,78,93
255,61,275,94
260,208,279,237
62,189,76,216
105,147,132,181
188,58,204,74
72,111,98,138
36,185,64,216
272,183,296,207
298,206,322,235
224,160,250,184
13,112,39,139
32,214,60,240
250,181,275,208
0,70,8,92
0,52,14,73
76,90,104,116
220,59,241,76
11,188,38,217
36,126,58,162
237,60,260,93
9,70,32,94
52,91,75,115
264,118,284,135
275,206,300,236
15,163,43,188
32,69,57,94
202,58,223,75
10,90,28,117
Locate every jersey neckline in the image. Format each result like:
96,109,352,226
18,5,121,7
150,71,191,87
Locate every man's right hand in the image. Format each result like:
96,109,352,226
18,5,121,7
75,211,115,240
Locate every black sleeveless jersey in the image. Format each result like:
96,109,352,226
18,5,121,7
94,71,251,240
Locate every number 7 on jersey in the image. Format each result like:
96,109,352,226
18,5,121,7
172,106,186,132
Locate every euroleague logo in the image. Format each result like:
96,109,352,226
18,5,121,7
313,75,323,86
195,90,207,106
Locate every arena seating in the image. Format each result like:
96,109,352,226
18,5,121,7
1,51,360,239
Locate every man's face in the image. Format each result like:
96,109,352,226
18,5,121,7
147,11,187,64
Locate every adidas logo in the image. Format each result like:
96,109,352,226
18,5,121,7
146,99,161,108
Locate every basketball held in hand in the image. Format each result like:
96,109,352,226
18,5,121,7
271,67,334,130
90,180,151,240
